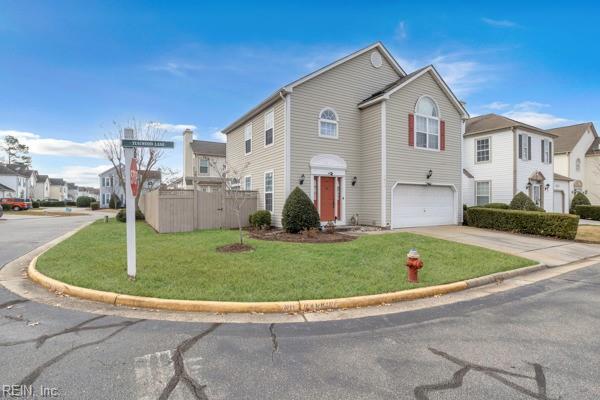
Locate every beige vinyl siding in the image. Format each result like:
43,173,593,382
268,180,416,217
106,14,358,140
289,48,401,223
359,103,382,225
226,99,286,226
386,71,463,223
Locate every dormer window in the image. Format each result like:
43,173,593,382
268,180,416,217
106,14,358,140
415,97,439,150
319,108,338,138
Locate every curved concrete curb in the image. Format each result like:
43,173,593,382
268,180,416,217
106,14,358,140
28,253,545,313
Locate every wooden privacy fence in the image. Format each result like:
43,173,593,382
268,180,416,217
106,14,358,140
139,189,258,233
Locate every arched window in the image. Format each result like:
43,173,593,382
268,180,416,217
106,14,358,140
415,96,439,150
319,108,338,138
576,158,581,171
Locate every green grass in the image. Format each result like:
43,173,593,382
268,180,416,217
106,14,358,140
36,220,536,302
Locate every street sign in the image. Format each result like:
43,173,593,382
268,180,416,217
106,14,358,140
121,139,174,149
130,157,139,197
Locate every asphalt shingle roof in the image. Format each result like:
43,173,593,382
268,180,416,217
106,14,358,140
465,114,555,137
190,140,226,157
548,122,597,154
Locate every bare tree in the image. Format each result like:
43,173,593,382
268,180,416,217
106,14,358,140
209,159,250,245
102,120,167,209
159,167,182,189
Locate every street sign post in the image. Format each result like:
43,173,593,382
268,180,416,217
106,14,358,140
121,133,174,280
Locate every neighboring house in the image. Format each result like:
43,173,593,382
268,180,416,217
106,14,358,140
34,174,50,200
553,173,573,213
548,122,599,204
67,182,79,201
462,114,558,212
49,178,68,201
0,182,14,198
99,165,161,208
182,129,226,192
5,164,37,198
223,42,468,228
77,186,100,200
0,164,26,198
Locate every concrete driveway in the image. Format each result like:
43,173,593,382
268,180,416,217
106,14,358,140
402,225,600,266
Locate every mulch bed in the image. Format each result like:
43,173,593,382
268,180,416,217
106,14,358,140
248,229,356,243
216,243,255,253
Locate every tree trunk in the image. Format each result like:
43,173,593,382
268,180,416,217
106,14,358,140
237,212,243,244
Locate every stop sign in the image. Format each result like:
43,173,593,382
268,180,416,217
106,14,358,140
130,158,139,197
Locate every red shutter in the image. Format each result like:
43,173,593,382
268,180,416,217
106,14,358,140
440,120,446,151
408,114,415,147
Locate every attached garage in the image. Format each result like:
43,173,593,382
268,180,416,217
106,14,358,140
553,190,565,213
391,183,457,228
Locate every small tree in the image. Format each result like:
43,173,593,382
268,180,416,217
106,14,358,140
509,191,539,211
570,192,591,214
109,193,120,209
282,187,320,233
2,135,31,167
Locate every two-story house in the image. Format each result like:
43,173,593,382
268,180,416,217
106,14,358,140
34,174,50,200
462,114,559,212
182,129,226,191
67,183,79,201
99,165,161,208
49,178,68,201
0,164,27,198
5,164,37,198
549,122,599,204
223,42,468,228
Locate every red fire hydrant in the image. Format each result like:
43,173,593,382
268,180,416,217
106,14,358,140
406,248,424,283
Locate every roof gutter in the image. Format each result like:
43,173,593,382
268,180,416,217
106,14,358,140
222,89,290,134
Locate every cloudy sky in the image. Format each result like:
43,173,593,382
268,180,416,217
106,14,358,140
1,1,598,186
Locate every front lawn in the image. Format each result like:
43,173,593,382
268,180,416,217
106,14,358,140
576,225,600,243
36,220,535,302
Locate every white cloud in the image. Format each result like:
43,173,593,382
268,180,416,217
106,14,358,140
0,129,106,159
44,164,113,187
482,17,518,28
499,101,573,128
147,122,197,134
483,101,511,110
395,21,407,40
211,130,226,143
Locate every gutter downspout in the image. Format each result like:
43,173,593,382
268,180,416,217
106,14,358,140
513,127,517,196
279,90,291,199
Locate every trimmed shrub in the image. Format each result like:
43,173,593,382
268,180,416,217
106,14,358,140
462,204,468,225
90,202,99,211
66,201,76,206
575,205,600,220
40,200,66,207
116,208,145,222
76,196,94,208
2,204,11,211
466,207,579,240
109,193,120,209
481,203,510,209
282,187,320,233
570,192,591,214
509,191,542,212
32,201,40,209
250,210,271,229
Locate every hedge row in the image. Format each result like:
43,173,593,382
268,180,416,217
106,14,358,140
575,205,600,221
466,207,579,240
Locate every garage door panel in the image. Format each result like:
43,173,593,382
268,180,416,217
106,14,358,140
392,184,455,228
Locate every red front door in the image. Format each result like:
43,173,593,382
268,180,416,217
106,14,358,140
320,177,335,221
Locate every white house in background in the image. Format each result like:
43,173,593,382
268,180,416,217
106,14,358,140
549,122,599,204
34,174,50,200
98,165,161,208
0,164,27,198
49,178,68,201
77,186,99,201
67,182,79,201
462,114,558,212
182,129,226,191
5,165,37,198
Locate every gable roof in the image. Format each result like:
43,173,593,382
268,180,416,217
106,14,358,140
222,42,406,134
190,140,226,157
36,174,49,183
0,182,15,192
0,164,21,176
6,164,35,177
49,178,66,185
547,122,597,154
586,136,600,156
465,114,557,138
554,173,573,181
67,182,77,190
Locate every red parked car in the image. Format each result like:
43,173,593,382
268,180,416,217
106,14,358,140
1,197,32,211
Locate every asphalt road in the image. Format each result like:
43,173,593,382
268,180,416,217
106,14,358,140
1,215,599,399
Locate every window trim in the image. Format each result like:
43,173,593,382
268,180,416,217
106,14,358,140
244,175,252,191
414,96,441,152
198,158,209,175
264,170,274,213
318,107,339,139
244,123,252,155
475,180,491,206
475,136,492,164
576,158,581,172
264,109,275,148
519,133,531,161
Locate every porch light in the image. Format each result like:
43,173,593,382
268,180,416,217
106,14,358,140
426,170,433,180
299,174,305,185
352,176,357,186
545,184,550,191
526,182,532,189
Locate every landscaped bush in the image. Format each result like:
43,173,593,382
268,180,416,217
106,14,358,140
463,204,468,225
2,204,10,211
509,191,544,212
466,207,579,240
482,203,510,209
76,196,94,208
90,202,99,211
116,208,145,222
249,210,271,229
66,201,76,206
109,193,120,209
575,205,600,221
32,201,40,209
40,200,66,207
570,192,591,214
281,187,320,233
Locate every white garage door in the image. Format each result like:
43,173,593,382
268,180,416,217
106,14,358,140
392,184,455,228
553,191,564,213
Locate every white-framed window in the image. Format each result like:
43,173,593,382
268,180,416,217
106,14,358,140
264,110,274,147
475,181,491,206
476,137,490,163
244,175,252,191
532,183,541,206
230,178,240,190
519,134,531,160
319,108,338,138
199,159,209,174
244,123,252,155
576,158,581,171
541,139,552,164
264,171,273,212
415,96,439,150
